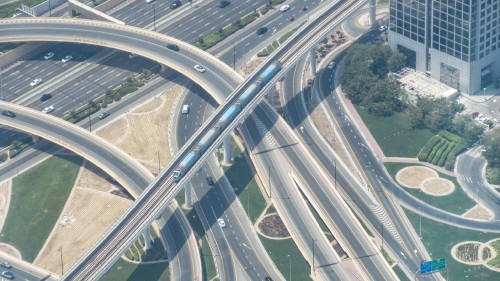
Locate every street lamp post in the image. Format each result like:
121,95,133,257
312,238,316,273
59,245,64,275
287,254,291,281
152,2,157,32
87,102,92,132
157,150,161,174
233,43,236,70
413,269,421,280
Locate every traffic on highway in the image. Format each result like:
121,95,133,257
0,0,499,281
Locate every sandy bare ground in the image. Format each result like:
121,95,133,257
0,243,21,259
239,57,266,77
396,166,438,188
34,86,181,272
463,204,493,220
96,87,180,174
33,161,132,273
420,177,455,196
0,180,11,234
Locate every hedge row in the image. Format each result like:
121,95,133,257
438,142,455,167
8,136,33,158
194,11,259,50
418,135,442,161
427,138,447,164
445,143,468,171
0,152,7,163
439,130,470,146
431,142,449,165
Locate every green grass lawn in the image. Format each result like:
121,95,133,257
487,239,500,268
384,163,476,214
0,154,82,262
201,236,217,280
101,258,169,281
259,235,312,281
404,209,500,281
223,140,267,223
392,265,409,280
355,106,434,157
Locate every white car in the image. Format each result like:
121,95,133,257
379,25,388,32
279,5,290,12
44,52,55,60
328,61,336,69
42,105,54,114
194,64,206,73
30,78,42,87
217,218,226,228
128,53,137,59
61,55,73,63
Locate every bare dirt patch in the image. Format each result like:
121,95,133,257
396,166,438,188
239,57,266,77
97,87,181,174
0,180,11,233
0,243,21,259
463,204,493,220
34,189,132,274
258,213,290,239
420,177,455,196
76,161,116,193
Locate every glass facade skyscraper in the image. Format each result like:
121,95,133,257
388,0,500,94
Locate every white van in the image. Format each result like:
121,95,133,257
182,105,190,114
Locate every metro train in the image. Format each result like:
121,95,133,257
172,61,282,182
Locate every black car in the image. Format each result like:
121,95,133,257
167,44,180,51
206,176,214,186
256,26,268,35
98,112,110,119
1,111,15,118
218,0,230,8
170,0,181,9
40,93,52,102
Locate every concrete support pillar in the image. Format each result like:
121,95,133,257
32,135,40,143
223,135,231,166
369,0,376,26
143,227,152,250
268,87,275,108
309,49,317,76
185,184,192,208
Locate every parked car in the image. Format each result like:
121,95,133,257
42,105,55,114
279,5,290,12
218,0,230,8
206,176,214,186
30,78,42,87
378,25,388,32
256,26,268,35
167,44,180,51
61,55,73,63
328,61,336,69
44,52,55,60
1,271,14,280
40,93,52,102
1,111,15,118
98,112,110,119
194,64,206,73
217,218,226,228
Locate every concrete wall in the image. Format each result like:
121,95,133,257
67,0,124,24
0,42,49,69
32,0,67,16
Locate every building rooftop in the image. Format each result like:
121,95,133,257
392,68,458,100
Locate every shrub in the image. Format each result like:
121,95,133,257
438,143,455,167
431,142,449,165
418,135,442,161
427,139,447,162
445,143,468,170
439,130,470,145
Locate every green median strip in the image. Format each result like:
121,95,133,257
258,23,305,57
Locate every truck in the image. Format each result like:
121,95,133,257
173,151,200,182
